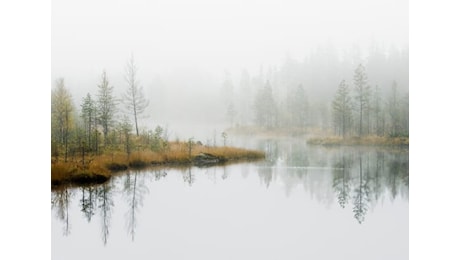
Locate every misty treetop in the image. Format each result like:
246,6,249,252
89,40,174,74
52,45,409,157
241,62,408,137
219,46,408,138
123,55,150,137
51,56,153,162
52,55,269,180
97,70,117,140
51,78,75,162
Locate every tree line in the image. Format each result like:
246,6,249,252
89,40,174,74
51,55,160,163
221,46,408,138
331,64,408,137
52,146,408,243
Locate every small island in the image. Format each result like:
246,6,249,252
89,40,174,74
51,138,265,187
51,62,265,189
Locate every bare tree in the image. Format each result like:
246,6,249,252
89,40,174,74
123,55,149,136
97,182,114,245
123,171,149,241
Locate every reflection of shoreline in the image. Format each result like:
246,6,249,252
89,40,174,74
51,144,265,188
254,139,408,224
52,139,408,244
307,135,409,146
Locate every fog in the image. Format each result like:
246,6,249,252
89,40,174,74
52,0,408,140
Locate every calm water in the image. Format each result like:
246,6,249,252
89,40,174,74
52,138,408,260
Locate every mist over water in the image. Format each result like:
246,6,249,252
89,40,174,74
52,138,408,260
52,1,408,259
52,0,408,136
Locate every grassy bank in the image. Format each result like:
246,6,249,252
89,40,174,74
307,135,409,146
51,141,265,187
226,125,409,146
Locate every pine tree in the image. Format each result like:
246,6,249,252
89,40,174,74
97,70,117,143
254,81,277,128
332,80,353,137
81,93,96,151
353,64,371,137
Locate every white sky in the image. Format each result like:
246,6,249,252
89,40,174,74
4,1,460,260
52,0,408,79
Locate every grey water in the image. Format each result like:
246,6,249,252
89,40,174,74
52,137,408,260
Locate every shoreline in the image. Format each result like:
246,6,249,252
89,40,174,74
51,144,265,188
226,126,409,146
306,135,409,146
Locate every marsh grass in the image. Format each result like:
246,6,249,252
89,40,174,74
51,162,76,185
51,161,110,186
199,146,265,161
51,141,265,187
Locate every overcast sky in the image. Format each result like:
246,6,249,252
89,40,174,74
52,0,408,82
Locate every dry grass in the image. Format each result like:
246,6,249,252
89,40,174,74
51,161,76,184
198,146,265,160
51,140,265,187
51,161,110,186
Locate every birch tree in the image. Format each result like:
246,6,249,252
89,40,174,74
51,78,75,162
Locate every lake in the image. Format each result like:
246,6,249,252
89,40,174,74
52,137,408,260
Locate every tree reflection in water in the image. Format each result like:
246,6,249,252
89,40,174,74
154,169,167,181
352,155,371,224
80,185,97,222
52,140,408,244
332,153,351,209
97,181,114,245
254,139,408,224
182,167,195,186
51,186,73,236
123,170,149,241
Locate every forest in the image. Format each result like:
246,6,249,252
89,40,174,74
51,45,408,186
51,55,265,186
218,44,408,140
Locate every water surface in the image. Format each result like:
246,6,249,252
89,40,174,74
52,138,408,260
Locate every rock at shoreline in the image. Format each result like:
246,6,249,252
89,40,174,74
193,153,226,167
